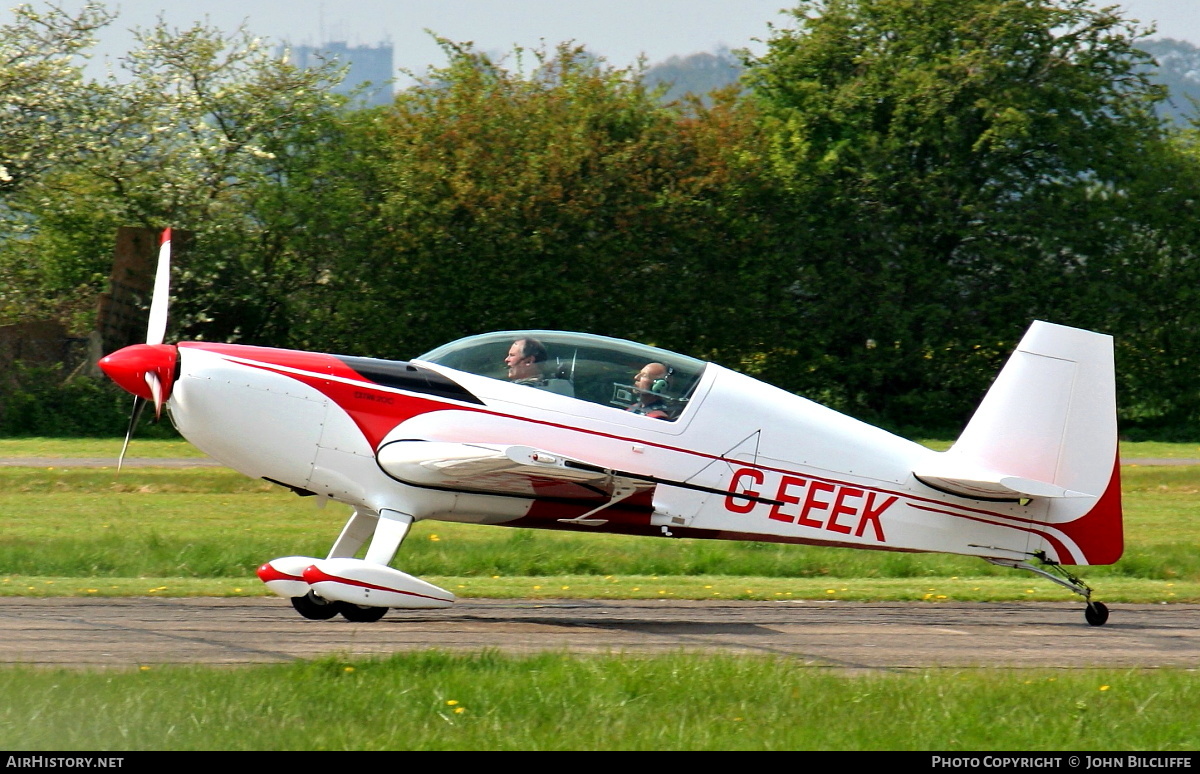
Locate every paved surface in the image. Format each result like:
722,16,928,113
0,598,1196,670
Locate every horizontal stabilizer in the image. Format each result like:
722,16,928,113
914,464,1089,501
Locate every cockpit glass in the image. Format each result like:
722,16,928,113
417,331,707,421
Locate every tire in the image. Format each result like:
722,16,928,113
339,603,388,623
290,592,340,620
1085,601,1109,627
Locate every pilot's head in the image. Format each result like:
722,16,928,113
505,338,547,382
633,362,669,398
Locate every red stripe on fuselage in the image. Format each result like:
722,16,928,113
180,342,472,448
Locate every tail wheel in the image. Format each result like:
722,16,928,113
1085,601,1110,627
291,591,340,620
339,604,388,623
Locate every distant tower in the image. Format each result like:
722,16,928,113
287,41,394,107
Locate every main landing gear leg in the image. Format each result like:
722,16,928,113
326,509,413,623
327,509,378,559
987,553,1109,626
364,509,413,565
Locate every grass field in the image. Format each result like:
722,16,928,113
1,654,1196,751
1,438,1196,751
0,441,1197,601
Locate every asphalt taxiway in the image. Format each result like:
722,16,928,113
1,598,1195,670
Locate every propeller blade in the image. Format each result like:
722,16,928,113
146,228,171,346
107,227,174,471
145,371,164,420
117,395,147,475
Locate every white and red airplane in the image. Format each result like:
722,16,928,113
100,230,1122,625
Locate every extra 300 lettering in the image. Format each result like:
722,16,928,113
723,467,894,542
354,390,394,405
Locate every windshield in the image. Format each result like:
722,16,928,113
418,331,708,421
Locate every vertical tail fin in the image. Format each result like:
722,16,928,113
916,321,1122,564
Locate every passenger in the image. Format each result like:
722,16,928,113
504,338,549,386
627,362,672,420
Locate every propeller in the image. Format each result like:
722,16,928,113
98,228,179,472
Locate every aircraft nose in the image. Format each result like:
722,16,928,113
98,343,179,404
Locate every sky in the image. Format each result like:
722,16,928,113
9,1,1199,81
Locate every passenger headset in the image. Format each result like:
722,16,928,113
650,366,673,395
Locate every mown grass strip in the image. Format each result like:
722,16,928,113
0,437,206,458
2,575,1195,603
0,654,1195,751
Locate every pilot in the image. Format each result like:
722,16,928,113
627,362,672,420
505,338,549,386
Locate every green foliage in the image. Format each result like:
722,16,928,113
0,7,359,344
302,40,792,364
745,0,1181,430
0,2,113,195
4,1,1200,435
0,364,175,437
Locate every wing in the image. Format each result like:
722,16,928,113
375,440,655,501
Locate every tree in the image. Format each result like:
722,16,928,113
330,41,789,363
0,2,113,196
0,10,362,342
1080,126,1200,436
744,0,1170,431
0,2,114,326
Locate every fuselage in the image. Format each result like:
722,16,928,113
159,332,1105,565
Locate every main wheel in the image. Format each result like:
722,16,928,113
1085,601,1109,626
291,591,340,620
339,603,388,623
